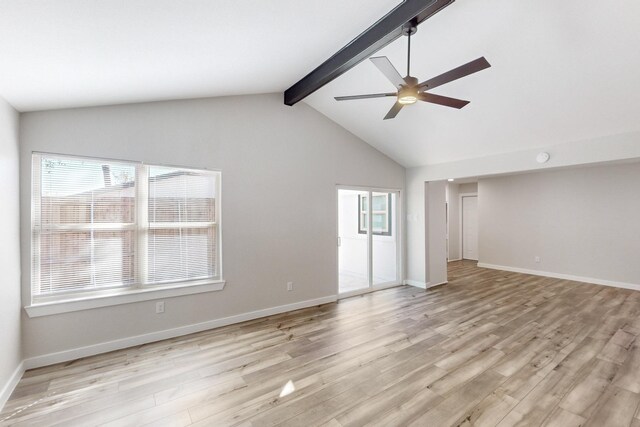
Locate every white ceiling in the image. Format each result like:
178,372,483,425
2,1,640,167
0,0,397,110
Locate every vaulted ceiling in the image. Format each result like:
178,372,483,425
0,0,397,110
305,0,640,166
2,1,640,167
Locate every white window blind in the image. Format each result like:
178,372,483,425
147,166,218,284
31,153,221,301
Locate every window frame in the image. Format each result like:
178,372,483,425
27,152,224,317
358,193,392,236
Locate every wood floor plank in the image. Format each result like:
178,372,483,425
559,358,619,418
583,385,640,427
458,388,519,427
408,370,507,427
542,407,586,427
613,342,640,394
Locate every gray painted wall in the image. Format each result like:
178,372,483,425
427,181,447,286
478,162,640,285
405,169,427,285
0,96,21,402
458,183,478,194
19,93,405,360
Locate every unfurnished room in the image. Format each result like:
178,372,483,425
1,1,640,426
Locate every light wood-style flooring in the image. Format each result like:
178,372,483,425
3,261,640,426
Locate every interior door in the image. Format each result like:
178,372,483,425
462,196,479,260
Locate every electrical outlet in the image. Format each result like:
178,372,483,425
156,301,165,314
287,282,293,291
535,256,541,263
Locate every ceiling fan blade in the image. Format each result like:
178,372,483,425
419,93,470,109
383,102,404,120
418,57,491,90
370,57,406,89
334,93,396,101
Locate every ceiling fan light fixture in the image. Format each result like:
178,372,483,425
398,95,418,105
397,86,418,105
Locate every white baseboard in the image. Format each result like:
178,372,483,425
0,362,24,411
447,258,462,263
23,295,337,370
403,280,429,289
403,280,448,290
477,263,640,292
427,281,448,289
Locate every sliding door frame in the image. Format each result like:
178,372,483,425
336,185,403,298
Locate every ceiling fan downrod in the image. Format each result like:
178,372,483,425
407,31,411,77
403,20,418,78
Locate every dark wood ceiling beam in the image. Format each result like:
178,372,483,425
283,0,454,106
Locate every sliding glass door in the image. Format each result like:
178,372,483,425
338,188,400,296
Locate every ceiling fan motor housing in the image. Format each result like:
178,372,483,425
404,76,419,87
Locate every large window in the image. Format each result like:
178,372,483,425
31,153,221,302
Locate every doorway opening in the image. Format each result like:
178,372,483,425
445,182,478,262
462,195,478,260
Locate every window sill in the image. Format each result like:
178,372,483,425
24,279,226,318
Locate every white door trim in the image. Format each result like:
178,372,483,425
459,192,478,261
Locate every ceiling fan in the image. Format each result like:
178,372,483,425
334,22,491,120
